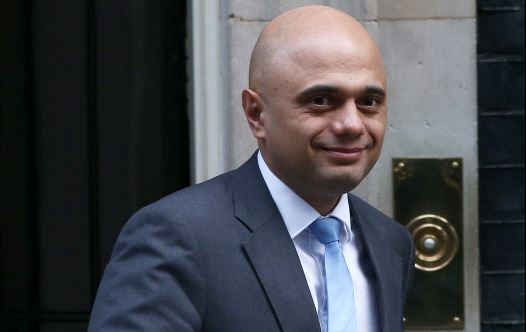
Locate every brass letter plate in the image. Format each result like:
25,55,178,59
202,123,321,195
393,158,464,330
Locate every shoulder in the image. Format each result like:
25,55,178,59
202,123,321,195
106,169,242,279
133,169,237,222
348,193,413,255
128,152,262,232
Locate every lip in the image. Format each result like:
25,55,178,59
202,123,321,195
321,146,364,162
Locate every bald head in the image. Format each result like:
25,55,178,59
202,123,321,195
249,5,383,92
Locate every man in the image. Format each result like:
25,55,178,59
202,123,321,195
89,5,414,332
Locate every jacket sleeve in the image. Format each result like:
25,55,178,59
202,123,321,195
88,206,205,331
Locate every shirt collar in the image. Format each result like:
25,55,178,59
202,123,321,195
257,151,352,240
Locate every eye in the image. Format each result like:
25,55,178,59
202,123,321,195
311,96,330,106
359,97,379,107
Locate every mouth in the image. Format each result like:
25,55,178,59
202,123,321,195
321,146,365,163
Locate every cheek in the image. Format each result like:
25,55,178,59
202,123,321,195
300,117,332,138
365,118,386,142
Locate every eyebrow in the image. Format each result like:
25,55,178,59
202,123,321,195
296,84,386,101
296,84,342,99
363,85,386,97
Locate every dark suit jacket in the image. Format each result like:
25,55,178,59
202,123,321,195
88,152,414,332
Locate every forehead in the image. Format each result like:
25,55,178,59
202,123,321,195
292,29,381,68
269,33,386,94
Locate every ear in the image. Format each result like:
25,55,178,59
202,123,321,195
242,88,266,139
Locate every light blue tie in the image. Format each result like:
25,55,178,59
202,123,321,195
310,217,357,332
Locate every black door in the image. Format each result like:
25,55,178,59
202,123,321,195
477,0,525,331
1,1,189,330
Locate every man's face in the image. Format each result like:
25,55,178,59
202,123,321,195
250,31,387,202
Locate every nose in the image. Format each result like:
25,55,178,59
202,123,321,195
330,100,365,137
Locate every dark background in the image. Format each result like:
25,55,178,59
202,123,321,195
1,1,189,330
0,0,524,331
477,0,525,331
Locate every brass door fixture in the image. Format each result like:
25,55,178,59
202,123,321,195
393,158,464,330
408,214,459,272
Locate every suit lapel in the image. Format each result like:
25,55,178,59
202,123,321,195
243,219,321,332
349,194,404,332
233,153,320,332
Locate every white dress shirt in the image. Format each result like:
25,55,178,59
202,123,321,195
257,152,379,332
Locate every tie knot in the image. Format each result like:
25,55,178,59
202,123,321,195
309,217,341,245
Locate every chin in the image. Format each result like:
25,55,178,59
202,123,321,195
318,171,364,194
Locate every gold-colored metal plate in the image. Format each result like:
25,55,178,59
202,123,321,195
393,158,464,330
